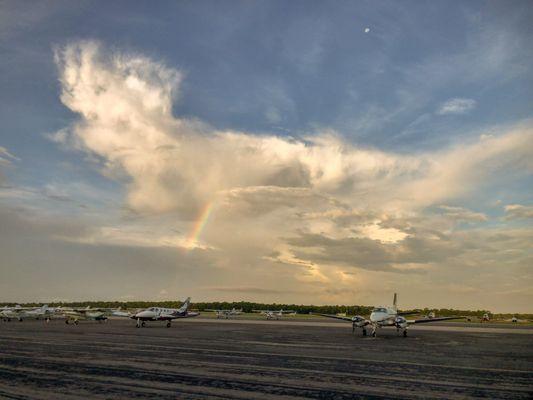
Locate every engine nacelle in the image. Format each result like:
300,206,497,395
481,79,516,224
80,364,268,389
395,316,408,328
352,315,366,327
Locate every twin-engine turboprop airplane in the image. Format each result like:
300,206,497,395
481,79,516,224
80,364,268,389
206,308,243,319
316,293,462,337
132,297,199,328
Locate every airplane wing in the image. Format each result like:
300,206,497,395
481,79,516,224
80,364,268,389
407,316,463,324
312,313,354,322
169,311,200,319
397,311,420,316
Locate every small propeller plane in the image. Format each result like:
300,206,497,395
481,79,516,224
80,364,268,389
253,309,296,320
315,293,462,337
131,297,199,328
60,306,122,325
206,308,243,319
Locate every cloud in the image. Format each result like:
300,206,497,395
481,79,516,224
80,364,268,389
436,205,487,223
29,40,532,311
504,204,533,220
0,146,18,186
437,98,477,115
53,41,533,220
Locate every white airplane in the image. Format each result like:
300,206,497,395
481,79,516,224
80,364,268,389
253,309,296,320
60,306,125,325
131,297,199,328
22,305,57,321
1,305,24,321
1,305,57,322
315,293,462,337
206,308,243,319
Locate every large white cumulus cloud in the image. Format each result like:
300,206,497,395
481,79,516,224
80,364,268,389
53,41,533,219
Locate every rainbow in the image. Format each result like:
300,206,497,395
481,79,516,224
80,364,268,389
186,200,216,248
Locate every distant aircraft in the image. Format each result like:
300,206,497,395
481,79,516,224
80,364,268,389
131,297,199,328
315,293,462,337
22,305,56,321
206,308,243,319
481,313,490,322
1,305,57,322
60,306,121,325
253,309,296,320
1,305,24,321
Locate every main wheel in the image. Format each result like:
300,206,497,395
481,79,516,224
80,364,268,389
403,330,407,337
141,321,146,327
74,320,79,325
372,331,376,337
65,320,69,324
166,322,171,328
362,329,367,336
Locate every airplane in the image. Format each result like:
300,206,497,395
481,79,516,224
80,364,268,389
131,297,199,328
253,309,296,320
1,305,57,322
21,305,57,321
60,306,124,325
314,293,462,337
1,305,24,321
206,308,243,319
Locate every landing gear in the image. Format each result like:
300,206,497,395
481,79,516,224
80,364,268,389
362,329,367,336
141,321,146,327
74,320,79,325
403,329,408,337
65,320,69,324
166,322,171,328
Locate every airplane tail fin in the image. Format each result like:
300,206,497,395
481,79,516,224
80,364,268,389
178,297,191,313
393,293,398,310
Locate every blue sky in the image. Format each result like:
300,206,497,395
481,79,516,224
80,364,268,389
0,1,532,311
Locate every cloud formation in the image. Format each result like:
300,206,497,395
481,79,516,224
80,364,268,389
437,98,477,115
7,40,523,311
504,204,533,220
53,42,532,219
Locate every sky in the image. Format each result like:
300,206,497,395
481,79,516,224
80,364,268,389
0,1,532,312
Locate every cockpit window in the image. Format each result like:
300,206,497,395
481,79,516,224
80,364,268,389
148,307,155,311
373,307,387,313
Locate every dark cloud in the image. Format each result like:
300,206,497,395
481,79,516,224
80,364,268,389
286,231,462,272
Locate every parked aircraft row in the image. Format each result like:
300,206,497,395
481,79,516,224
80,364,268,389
1,305,57,322
4,294,523,336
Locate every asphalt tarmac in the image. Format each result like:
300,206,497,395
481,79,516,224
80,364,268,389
0,318,531,399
